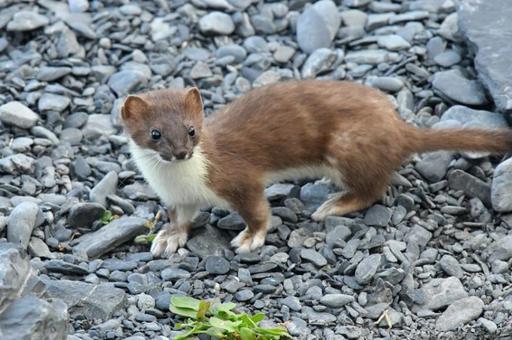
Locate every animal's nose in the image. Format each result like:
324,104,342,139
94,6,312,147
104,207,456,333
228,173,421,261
175,150,187,160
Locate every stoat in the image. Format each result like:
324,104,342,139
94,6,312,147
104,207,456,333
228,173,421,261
121,80,512,257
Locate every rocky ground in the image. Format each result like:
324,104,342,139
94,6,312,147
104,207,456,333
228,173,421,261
1,0,512,339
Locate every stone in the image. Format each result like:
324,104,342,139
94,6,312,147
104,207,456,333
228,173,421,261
37,66,72,81
439,255,463,278
363,205,392,226
345,50,399,64
0,154,35,174
377,34,411,51
280,296,301,311
199,12,235,35
487,235,512,263
68,0,89,12
459,0,512,111
0,243,31,309
82,114,116,139
492,158,512,212
368,76,403,92
265,183,298,200
419,277,468,311
90,171,118,207
72,217,147,259
0,295,68,340
416,151,453,182
137,293,155,311
448,170,491,206
343,0,371,7
300,249,327,267
44,259,89,276
478,318,498,334
355,254,381,284
217,213,245,230
0,101,40,129
440,105,508,129
325,225,351,247
67,203,106,228
296,0,341,53
28,237,52,258
41,278,126,321
300,182,331,210
436,297,484,331
434,51,461,67
7,201,40,250
301,48,337,79
108,70,148,97
150,18,176,41
38,93,70,112
187,225,231,257
319,294,354,308
432,70,488,106
235,289,254,302
273,45,296,63
7,11,49,31
341,9,367,28
205,256,230,274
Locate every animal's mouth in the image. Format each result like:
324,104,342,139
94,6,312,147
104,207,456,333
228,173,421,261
159,152,193,163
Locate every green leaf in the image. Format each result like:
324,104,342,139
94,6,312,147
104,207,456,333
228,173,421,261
169,305,198,319
146,233,156,242
100,210,113,224
216,302,236,312
209,317,240,332
239,327,257,340
133,234,149,245
171,296,201,311
250,313,265,324
197,300,210,319
256,326,292,338
206,327,226,338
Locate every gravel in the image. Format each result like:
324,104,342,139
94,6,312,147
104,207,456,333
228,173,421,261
0,1,510,339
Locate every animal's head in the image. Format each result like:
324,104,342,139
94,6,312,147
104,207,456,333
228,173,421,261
121,87,204,162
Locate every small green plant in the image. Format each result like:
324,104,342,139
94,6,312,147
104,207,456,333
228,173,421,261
100,210,117,224
169,296,291,340
134,211,160,245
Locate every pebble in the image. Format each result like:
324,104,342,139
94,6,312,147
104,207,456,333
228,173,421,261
205,256,230,275
491,158,512,212
0,102,40,129
90,171,118,207
7,11,49,31
355,254,381,284
439,255,463,278
7,201,40,250
199,12,235,35
296,0,341,53
300,249,327,267
319,294,355,308
432,70,488,106
363,205,392,226
377,34,411,51
419,277,468,310
436,297,484,331
301,48,337,79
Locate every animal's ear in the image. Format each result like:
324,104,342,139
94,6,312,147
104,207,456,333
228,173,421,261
184,87,204,121
122,95,148,121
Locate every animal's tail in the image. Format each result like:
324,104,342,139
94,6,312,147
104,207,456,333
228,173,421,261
405,127,512,155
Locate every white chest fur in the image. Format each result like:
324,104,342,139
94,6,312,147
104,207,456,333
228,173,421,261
129,141,229,208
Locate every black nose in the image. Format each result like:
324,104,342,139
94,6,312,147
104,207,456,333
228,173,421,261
175,151,187,160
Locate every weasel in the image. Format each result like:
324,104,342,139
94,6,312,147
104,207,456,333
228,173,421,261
121,80,512,257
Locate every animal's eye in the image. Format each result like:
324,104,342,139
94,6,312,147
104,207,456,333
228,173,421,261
188,126,195,137
150,128,161,141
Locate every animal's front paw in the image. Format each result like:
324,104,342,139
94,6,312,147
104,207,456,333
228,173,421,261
231,227,267,253
150,224,188,257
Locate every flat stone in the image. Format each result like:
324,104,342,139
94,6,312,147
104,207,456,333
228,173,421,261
37,66,72,81
355,254,381,284
205,256,230,274
449,170,491,207
487,235,512,263
0,243,31,309
28,237,52,258
419,277,468,311
67,203,106,228
320,294,355,308
296,0,341,53
108,70,148,97
436,296,484,331
432,70,488,106
265,183,298,200
492,158,512,212
44,259,89,276
199,12,235,35
341,9,367,28
368,76,403,92
7,11,49,31
38,93,70,112
345,50,399,64
90,171,118,207
187,225,231,257
72,217,147,259
82,114,116,139
459,0,512,111
363,205,392,226
434,50,461,67
301,48,337,79
439,255,463,279
41,278,126,321
325,225,351,247
377,34,411,51
217,213,245,230
416,151,453,182
300,248,327,267
0,295,68,340
0,101,40,129
7,201,40,250
280,296,302,311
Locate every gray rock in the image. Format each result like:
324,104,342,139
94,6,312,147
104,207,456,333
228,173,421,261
37,66,72,81
82,114,116,139
150,18,176,41
336,325,369,339
60,128,82,145
235,289,254,302
69,0,89,12
0,295,68,340
300,182,332,210
439,255,463,278
199,12,235,35
345,50,399,64
190,62,212,79
42,278,126,320
0,243,31,310
419,277,468,311
90,171,118,207
0,101,40,129
341,9,367,28
492,158,512,212
265,183,298,200
301,48,337,79
368,76,403,92
478,318,498,334
432,70,488,106
319,294,354,308
7,201,40,250
45,259,89,276
280,296,302,311
273,45,296,63
487,235,512,263
72,217,147,259
355,254,381,284
449,170,491,206
296,0,341,53
11,137,33,152
416,151,453,182
205,256,230,274
436,296,484,331
363,205,392,226
377,34,411,51
108,70,148,97
38,93,70,112
7,11,49,31
28,237,52,258
217,213,245,230
325,225,351,247
434,50,461,67
161,267,191,281
216,44,247,64
187,225,231,257
31,126,59,145
300,249,327,267
0,154,35,174
459,0,512,111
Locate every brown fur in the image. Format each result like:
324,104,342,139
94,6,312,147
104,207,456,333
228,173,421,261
122,80,512,254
